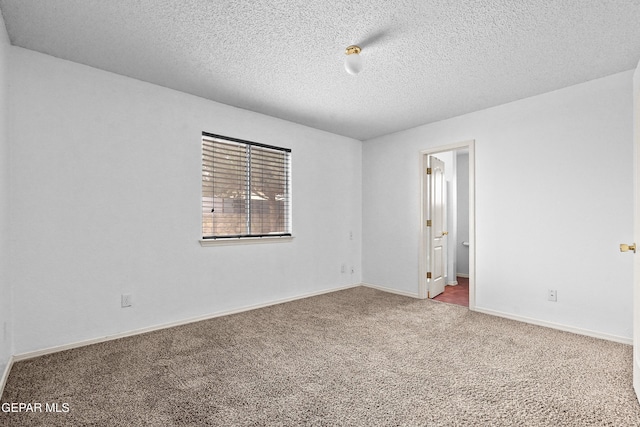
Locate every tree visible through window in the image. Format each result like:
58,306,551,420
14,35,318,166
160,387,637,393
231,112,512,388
202,133,291,239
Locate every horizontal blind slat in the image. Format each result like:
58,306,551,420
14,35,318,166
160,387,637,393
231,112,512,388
202,134,291,238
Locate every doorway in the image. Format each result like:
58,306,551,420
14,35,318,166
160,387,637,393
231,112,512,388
419,141,475,309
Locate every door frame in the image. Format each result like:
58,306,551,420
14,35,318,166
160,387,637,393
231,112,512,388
419,140,476,309
632,61,640,402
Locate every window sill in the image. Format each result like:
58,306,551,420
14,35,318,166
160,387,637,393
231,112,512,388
199,236,294,247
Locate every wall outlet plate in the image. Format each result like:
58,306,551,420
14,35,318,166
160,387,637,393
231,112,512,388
121,294,133,308
548,289,557,302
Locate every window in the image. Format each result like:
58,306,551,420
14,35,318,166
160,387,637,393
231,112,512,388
202,132,291,240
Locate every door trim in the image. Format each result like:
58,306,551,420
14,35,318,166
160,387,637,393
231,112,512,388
632,60,640,402
419,140,475,310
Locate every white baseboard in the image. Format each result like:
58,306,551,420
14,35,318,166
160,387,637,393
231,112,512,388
447,281,459,286
361,282,421,299
473,306,632,345
0,355,15,398
456,273,469,278
10,284,629,379
13,283,361,362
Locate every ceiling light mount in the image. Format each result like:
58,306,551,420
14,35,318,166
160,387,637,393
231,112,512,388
344,45,363,75
345,45,361,55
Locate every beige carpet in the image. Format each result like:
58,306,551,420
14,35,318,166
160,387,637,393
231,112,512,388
1,286,639,426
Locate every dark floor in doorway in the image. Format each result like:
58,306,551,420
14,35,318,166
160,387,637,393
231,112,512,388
433,276,469,307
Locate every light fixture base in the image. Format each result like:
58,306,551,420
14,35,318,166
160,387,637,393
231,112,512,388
345,45,361,55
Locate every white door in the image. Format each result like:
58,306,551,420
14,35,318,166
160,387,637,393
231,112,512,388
632,62,640,402
428,156,447,298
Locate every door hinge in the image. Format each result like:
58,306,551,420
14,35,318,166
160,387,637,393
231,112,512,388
426,220,432,227
426,168,432,175
427,272,432,279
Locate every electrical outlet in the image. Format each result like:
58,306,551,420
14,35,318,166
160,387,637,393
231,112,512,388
341,264,346,273
349,231,353,240
121,294,133,308
350,267,355,274
548,289,557,302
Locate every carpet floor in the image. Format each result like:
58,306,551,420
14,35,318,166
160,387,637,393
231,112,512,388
1,286,639,426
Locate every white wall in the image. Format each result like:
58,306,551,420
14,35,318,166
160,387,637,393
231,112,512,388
456,151,470,275
0,13,12,378
9,47,362,355
363,71,634,340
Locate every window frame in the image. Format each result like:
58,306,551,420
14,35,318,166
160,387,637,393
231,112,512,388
200,132,292,246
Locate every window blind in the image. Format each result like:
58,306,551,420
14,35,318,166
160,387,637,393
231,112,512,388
202,133,291,239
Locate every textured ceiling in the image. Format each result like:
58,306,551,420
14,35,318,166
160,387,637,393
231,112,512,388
2,1,640,140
